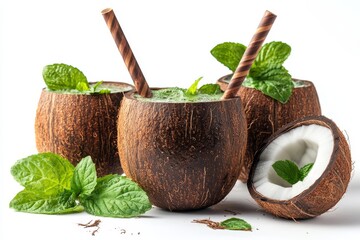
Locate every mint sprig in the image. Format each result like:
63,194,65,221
43,63,90,91
42,63,110,94
185,77,221,96
10,153,152,217
211,41,294,103
272,160,314,185
141,77,221,102
185,77,203,96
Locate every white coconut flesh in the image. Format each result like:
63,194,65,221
252,124,334,201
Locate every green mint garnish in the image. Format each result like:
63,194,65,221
198,83,222,95
81,175,152,218
71,156,97,197
220,217,252,231
136,77,222,102
185,77,222,96
185,77,203,96
253,41,291,69
42,63,110,94
299,162,314,181
10,153,152,217
98,89,111,94
210,42,246,72
43,63,89,91
89,80,111,94
211,41,294,103
272,160,314,185
10,189,84,214
10,152,75,194
89,81,103,93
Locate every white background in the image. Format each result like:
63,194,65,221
1,0,359,239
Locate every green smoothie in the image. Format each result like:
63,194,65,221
47,82,133,95
134,87,223,103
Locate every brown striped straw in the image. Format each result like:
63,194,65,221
222,10,277,100
102,8,152,98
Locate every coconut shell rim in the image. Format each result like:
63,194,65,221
247,115,345,205
124,88,243,105
217,74,316,88
41,81,134,95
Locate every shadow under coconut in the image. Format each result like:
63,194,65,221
151,181,259,217
153,199,258,217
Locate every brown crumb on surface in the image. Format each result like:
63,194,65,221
192,219,225,230
78,219,101,236
224,209,238,215
91,227,100,236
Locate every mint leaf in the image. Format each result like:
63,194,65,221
76,82,90,92
43,63,90,91
272,160,301,185
210,42,246,72
253,41,291,69
71,156,97,197
186,77,203,96
211,41,294,103
90,81,103,92
198,84,222,95
272,160,314,185
89,81,111,94
98,89,111,94
81,175,152,218
299,163,314,181
220,218,252,231
10,153,151,218
185,77,222,96
10,153,75,194
247,41,293,103
246,67,294,103
10,189,83,214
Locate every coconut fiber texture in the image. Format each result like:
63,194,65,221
118,93,247,211
218,76,321,182
35,82,133,176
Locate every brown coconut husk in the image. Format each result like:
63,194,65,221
118,91,247,211
217,75,321,182
247,115,352,219
35,82,134,176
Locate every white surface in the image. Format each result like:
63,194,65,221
1,0,359,239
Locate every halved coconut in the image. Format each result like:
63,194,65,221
217,75,322,182
247,116,352,219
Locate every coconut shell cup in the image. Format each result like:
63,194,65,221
35,82,134,176
247,116,352,219
118,91,247,211
217,74,322,182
